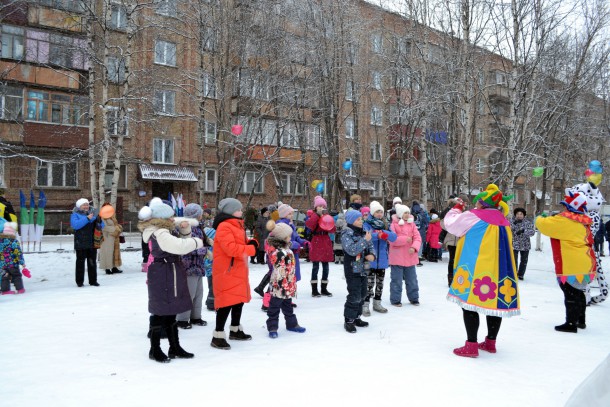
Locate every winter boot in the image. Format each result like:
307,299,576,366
453,341,479,358
167,323,194,359
311,280,321,297
254,273,271,297
362,302,371,317
287,325,306,333
555,322,578,333
478,337,497,353
105,269,113,274
17,289,25,294
211,331,231,350
229,325,252,340
344,319,357,333
321,280,332,297
149,326,171,363
1,290,16,295
354,318,369,327
111,267,123,274
373,299,388,313
577,315,586,330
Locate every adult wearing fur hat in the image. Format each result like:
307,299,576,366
510,208,535,280
305,195,335,297
362,201,397,315
210,198,258,349
444,184,519,358
175,203,210,329
536,191,595,333
0,221,29,295
70,198,101,287
98,203,123,275
139,200,203,363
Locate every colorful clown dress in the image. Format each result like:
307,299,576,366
443,208,520,317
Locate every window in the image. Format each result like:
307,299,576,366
154,40,176,66
48,34,86,70
203,27,217,51
282,124,298,148
37,161,77,187
345,117,354,139
110,3,127,30
555,192,562,204
476,129,485,143
346,43,358,64
0,158,4,187
372,71,382,90
203,121,216,144
372,180,383,197
345,80,354,101
262,120,277,145
389,105,409,124
395,38,410,55
38,0,84,12
104,165,127,190
371,33,383,54
495,71,507,86
153,139,174,164
304,125,320,150
203,73,217,99
106,107,128,136
242,171,263,194
107,56,126,84
370,106,383,126
0,86,23,121
204,168,217,192
281,174,304,195
476,158,484,173
370,143,382,161
157,0,177,17
1,25,24,60
154,90,175,115
395,180,404,196
26,91,88,126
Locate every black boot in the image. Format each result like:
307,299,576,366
555,322,577,333
105,269,113,275
167,323,194,359
320,280,332,297
577,314,586,329
354,318,369,327
344,319,357,333
211,331,231,350
149,326,171,363
254,273,271,297
311,280,321,297
111,267,123,274
229,325,252,340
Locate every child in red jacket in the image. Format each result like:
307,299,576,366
425,211,442,262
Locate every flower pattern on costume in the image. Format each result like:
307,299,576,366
499,279,517,303
267,246,297,299
472,276,497,302
0,237,25,267
453,267,471,294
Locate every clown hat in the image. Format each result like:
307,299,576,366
472,184,512,216
561,191,588,214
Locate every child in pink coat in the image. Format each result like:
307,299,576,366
388,204,422,306
425,212,442,262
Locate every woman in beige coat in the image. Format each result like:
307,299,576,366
99,204,123,274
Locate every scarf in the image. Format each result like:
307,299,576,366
365,216,386,230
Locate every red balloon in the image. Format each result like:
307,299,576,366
231,124,243,136
584,169,594,177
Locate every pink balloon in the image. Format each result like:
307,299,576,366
584,169,594,177
231,124,243,136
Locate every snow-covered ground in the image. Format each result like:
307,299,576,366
3,235,610,406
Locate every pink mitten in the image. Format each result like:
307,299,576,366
22,268,31,278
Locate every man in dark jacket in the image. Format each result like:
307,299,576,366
595,220,606,256
70,198,100,287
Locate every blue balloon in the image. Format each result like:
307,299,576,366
316,183,324,193
589,160,603,173
343,160,352,170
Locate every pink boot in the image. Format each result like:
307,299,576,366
2,290,16,295
453,341,479,358
17,289,25,294
478,337,496,353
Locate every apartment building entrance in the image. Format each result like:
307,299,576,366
152,182,173,201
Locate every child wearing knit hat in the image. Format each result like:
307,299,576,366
305,196,335,297
0,221,30,295
264,220,306,338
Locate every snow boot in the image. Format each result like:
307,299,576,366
287,325,306,333
577,315,586,330
1,290,16,295
254,273,271,297
229,325,252,341
373,299,388,313
17,289,25,294
167,323,194,359
105,269,113,275
453,341,479,358
362,302,371,317
320,280,332,297
211,331,231,350
555,322,577,333
111,267,123,274
478,337,497,353
344,319,357,333
311,280,321,297
149,326,171,363
269,331,278,339
354,318,369,327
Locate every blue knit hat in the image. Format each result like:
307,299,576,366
345,209,362,225
204,227,216,240
150,202,175,219
184,203,203,219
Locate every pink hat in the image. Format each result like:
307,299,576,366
313,195,327,208
2,222,17,236
360,206,370,216
278,204,294,219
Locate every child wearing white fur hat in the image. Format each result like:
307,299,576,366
388,204,422,306
0,221,31,295
265,220,306,338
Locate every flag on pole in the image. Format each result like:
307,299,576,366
19,190,31,244
170,193,177,215
177,194,184,216
35,190,47,247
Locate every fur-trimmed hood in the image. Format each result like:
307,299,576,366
138,217,198,242
0,233,17,240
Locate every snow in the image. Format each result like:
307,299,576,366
4,234,610,407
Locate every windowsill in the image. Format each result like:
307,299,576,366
156,12,177,18
154,62,178,68
155,112,176,117
110,134,131,138
36,185,80,189
109,26,127,33
24,120,88,128
151,162,175,165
